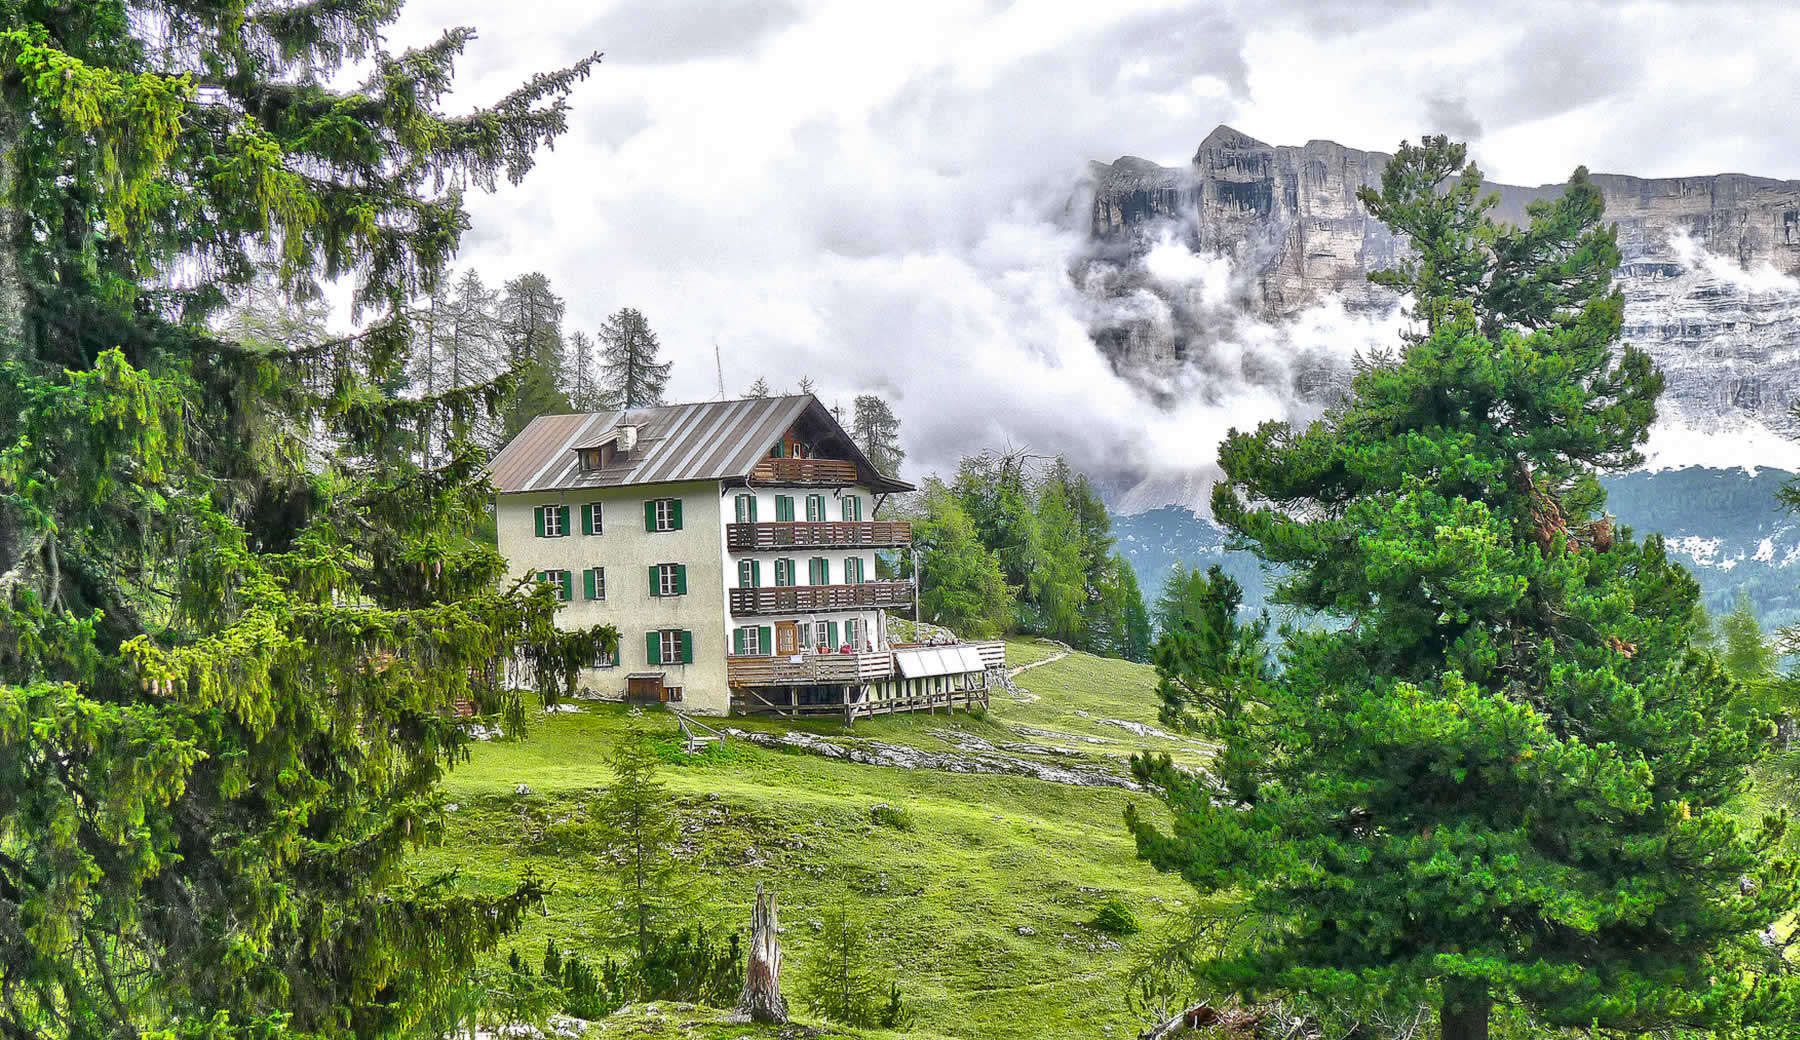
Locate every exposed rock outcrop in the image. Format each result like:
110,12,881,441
1081,126,1800,476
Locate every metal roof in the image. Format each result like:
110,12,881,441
486,394,913,495
895,645,987,678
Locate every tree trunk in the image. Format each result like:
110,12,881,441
1441,979,1490,1040
736,882,787,1023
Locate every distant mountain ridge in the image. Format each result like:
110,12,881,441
1080,126,1800,513
1114,468,1800,628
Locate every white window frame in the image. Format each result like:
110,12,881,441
738,559,758,588
740,626,762,655
589,567,606,601
584,502,603,535
814,621,829,648
653,498,676,531
540,569,570,602
542,507,565,538
657,564,681,597
797,623,813,649
594,645,619,668
844,618,861,647
659,629,682,663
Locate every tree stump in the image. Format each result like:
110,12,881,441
736,882,788,1023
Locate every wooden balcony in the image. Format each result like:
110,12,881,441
727,520,912,553
727,650,896,687
728,581,915,616
751,457,858,485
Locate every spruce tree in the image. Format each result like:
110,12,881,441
0,5,608,1038
1128,137,1795,1039
598,306,672,408
746,376,771,398
563,330,603,411
595,712,681,970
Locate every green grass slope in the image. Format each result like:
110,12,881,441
417,643,1192,1040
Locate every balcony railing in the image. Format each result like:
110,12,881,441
751,457,858,485
727,650,895,687
727,520,912,553
728,580,915,616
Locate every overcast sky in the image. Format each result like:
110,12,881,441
386,0,1800,499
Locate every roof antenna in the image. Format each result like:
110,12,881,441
714,341,726,400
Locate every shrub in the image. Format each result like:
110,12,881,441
1089,897,1140,936
869,802,914,831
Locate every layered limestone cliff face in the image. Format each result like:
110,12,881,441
1082,125,1800,466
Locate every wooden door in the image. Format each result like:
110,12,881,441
775,622,799,656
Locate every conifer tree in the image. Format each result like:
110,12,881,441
799,901,886,1027
500,271,571,434
1720,589,1773,681
0,6,608,1038
851,393,905,476
1128,137,1795,1039
563,330,604,411
596,712,681,970
746,376,771,398
797,375,816,396
914,479,1015,638
598,306,672,408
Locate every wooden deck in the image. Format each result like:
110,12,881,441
726,520,911,552
729,580,915,616
727,650,896,686
731,682,991,723
751,457,858,485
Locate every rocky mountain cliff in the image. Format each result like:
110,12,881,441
1081,126,1800,498
1087,127,1800,619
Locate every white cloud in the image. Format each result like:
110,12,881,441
1668,228,1800,295
374,0,1800,509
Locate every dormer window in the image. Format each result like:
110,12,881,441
580,449,604,471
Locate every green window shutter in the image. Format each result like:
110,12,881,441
671,499,683,530
646,631,662,666
534,506,545,537
584,568,597,600
760,625,772,653
580,504,592,535
648,565,661,596
680,630,694,664
644,501,656,531
558,506,571,536
751,560,761,587
828,621,839,648
676,564,688,595
776,495,793,521
733,628,745,656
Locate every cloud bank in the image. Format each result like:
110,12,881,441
383,0,1800,509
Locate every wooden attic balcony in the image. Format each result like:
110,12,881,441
751,457,858,485
728,580,915,616
726,520,912,552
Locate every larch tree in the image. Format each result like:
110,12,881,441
499,270,570,435
563,329,603,411
0,5,613,1040
1127,137,1796,1039
598,306,672,409
746,376,771,398
850,394,905,476
913,479,1014,639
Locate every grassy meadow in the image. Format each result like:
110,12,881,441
415,640,1200,1039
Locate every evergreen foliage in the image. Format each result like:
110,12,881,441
563,329,604,411
594,711,682,970
799,901,890,1028
746,376,771,398
851,393,905,476
912,479,1015,639
1127,136,1795,1039
940,452,1149,658
597,306,672,409
0,4,609,1038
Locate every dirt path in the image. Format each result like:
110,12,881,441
1002,641,1070,703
